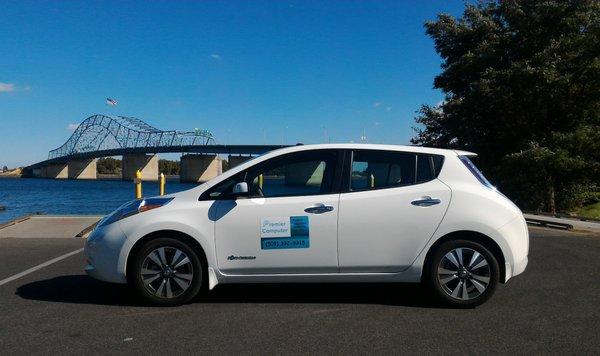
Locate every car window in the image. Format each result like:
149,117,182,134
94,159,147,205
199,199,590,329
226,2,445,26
349,151,444,191
246,150,337,198
416,155,433,183
350,150,416,190
459,155,493,188
199,175,240,200
432,154,444,176
207,177,238,199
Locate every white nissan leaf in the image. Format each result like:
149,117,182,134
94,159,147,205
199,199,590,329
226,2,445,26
85,144,529,307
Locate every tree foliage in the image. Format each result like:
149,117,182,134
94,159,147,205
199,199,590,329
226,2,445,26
412,0,600,213
97,157,121,175
97,158,181,176
159,159,180,175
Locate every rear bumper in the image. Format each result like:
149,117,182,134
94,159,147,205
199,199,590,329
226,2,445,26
504,255,528,282
513,255,528,276
497,215,529,282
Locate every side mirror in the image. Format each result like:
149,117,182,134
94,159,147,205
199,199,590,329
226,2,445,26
232,182,248,197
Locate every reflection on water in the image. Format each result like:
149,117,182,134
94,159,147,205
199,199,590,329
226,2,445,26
0,178,199,224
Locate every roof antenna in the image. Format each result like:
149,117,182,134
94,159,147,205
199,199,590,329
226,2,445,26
360,128,367,143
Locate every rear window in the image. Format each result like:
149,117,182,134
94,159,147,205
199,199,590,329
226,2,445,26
432,155,444,176
458,156,493,188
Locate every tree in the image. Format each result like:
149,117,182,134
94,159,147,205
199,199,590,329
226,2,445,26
158,159,180,175
2,166,7,172
412,0,600,213
97,158,121,175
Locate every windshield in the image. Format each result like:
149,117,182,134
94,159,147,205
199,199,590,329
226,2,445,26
458,155,494,189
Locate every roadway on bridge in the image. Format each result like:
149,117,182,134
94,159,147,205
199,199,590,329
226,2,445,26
0,227,598,354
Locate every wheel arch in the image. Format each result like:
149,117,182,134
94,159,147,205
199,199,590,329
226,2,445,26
422,230,506,283
124,229,209,282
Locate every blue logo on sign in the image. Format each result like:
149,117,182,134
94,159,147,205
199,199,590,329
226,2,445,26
261,216,309,250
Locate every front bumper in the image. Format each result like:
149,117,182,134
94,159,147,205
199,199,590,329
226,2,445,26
84,222,128,284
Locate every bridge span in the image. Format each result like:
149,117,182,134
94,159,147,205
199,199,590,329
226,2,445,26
24,114,288,182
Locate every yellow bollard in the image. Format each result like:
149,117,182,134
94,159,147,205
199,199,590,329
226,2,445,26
258,174,264,189
135,169,142,199
159,173,165,196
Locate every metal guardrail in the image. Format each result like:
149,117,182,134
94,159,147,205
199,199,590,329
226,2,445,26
525,217,573,230
525,211,600,223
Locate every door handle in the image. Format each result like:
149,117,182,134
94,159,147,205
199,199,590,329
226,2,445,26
411,196,441,207
304,203,334,214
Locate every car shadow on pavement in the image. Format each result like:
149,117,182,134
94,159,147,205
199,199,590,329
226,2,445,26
205,283,444,308
16,275,139,306
16,275,445,308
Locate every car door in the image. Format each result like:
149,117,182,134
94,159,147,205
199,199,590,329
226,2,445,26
211,149,342,275
337,150,451,272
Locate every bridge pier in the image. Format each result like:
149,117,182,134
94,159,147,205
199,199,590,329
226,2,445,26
30,167,41,178
41,164,68,179
122,154,159,181
68,158,97,179
228,155,253,168
180,154,222,183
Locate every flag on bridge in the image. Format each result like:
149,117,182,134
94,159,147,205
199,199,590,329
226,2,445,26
106,98,118,106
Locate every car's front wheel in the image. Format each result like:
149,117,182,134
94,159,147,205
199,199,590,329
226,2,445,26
425,240,499,308
129,238,204,306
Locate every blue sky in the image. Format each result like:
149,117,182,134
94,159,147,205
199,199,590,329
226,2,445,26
0,0,465,167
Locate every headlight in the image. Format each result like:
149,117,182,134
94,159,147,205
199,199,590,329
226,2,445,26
97,197,174,228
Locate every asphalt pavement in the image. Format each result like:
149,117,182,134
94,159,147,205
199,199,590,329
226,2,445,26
0,227,598,354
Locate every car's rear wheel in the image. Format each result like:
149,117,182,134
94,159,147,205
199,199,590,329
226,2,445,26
130,238,204,306
425,240,499,308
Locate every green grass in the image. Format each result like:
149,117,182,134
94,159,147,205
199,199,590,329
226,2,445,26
577,202,600,220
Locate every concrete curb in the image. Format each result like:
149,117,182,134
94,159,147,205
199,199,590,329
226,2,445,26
0,215,32,231
0,215,103,239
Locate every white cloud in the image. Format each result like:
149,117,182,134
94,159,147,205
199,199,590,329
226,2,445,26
0,82,15,92
385,106,392,112
210,54,221,60
67,123,80,131
373,101,382,107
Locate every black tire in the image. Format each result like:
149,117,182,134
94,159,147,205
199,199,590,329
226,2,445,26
129,237,204,306
425,239,499,308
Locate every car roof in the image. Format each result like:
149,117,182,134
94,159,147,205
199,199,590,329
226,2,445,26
267,143,476,157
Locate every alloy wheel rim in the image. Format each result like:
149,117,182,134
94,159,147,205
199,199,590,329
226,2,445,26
437,247,491,301
141,247,193,299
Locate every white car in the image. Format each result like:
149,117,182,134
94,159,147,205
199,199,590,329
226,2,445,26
85,144,528,307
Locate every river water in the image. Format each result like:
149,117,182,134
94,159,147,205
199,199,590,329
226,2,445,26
0,178,199,224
